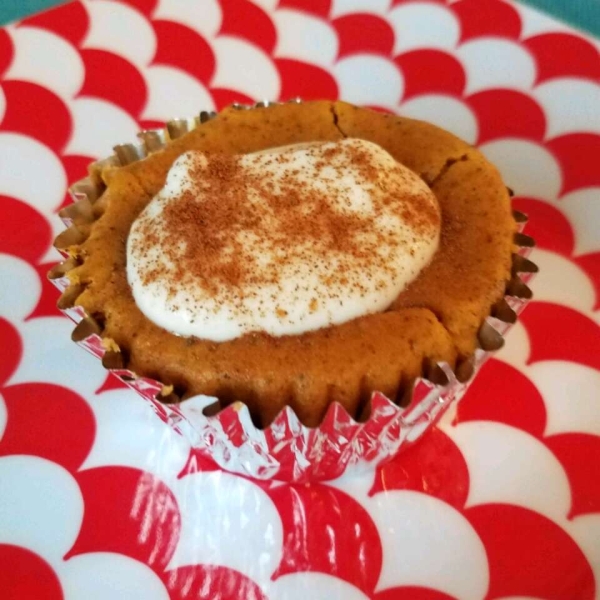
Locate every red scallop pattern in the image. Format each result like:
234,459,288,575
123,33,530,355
152,20,216,85
333,14,395,58
126,0,158,15
161,565,269,600
545,433,600,519
511,196,575,255
0,544,64,600
268,484,383,593
21,0,89,47
279,0,331,18
219,0,277,55
210,87,256,109
79,49,148,117
546,133,600,195
64,466,181,571
465,504,596,600
0,195,52,263
0,29,13,76
0,318,22,387
0,0,599,598
451,0,522,41
455,358,547,437
467,88,547,143
524,32,600,83
520,302,600,371
275,58,339,101
394,50,466,99
369,427,469,510
0,80,72,152
0,382,95,471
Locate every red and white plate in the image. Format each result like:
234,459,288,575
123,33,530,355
1,0,599,598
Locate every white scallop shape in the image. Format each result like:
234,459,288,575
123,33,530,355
0,133,67,213
0,392,6,441
267,573,369,600
533,79,600,139
526,361,600,437
478,138,562,200
5,27,85,100
516,3,574,38
167,470,282,585
273,9,338,67
82,0,156,67
331,0,391,17
0,455,84,562
81,388,190,479
211,36,280,101
456,39,537,95
59,553,169,600
446,421,571,522
366,492,488,599
64,97,140,159
9,316,107,398
0,254,41,322
141,65,214,122
495,320,531,368
563,514,600,597
561,187,600,256
248,0,278,11
528,248,595,313
398,94,478,144
153,0,222,38
333,55,403,108
388,3,460,55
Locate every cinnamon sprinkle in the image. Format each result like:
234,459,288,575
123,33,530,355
132,140,440,317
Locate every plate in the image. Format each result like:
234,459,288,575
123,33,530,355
0,1,599,598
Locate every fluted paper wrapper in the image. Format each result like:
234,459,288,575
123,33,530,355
50,102,537,483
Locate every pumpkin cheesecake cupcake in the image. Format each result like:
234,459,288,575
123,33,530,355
53,100,518,429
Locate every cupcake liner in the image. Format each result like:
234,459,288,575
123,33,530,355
49,101,537,482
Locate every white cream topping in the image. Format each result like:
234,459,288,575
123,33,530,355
127,139,440,341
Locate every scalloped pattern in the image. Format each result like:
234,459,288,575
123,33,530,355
0,0,599,598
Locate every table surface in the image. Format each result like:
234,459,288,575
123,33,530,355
1,0,600,37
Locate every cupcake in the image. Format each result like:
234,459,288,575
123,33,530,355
51,101,535,480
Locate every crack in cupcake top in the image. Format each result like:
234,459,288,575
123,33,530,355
126,138,441,341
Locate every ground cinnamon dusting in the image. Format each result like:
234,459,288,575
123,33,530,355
131,140,440,319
